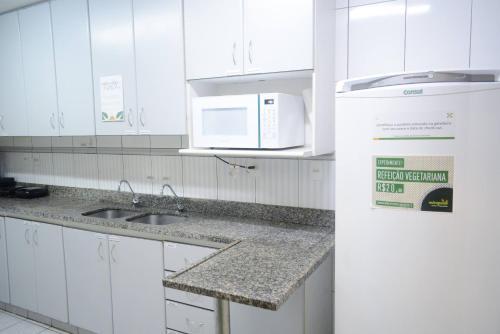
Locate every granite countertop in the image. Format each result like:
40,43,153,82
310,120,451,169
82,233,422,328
0,192,334,311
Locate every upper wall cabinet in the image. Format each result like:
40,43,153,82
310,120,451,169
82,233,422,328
51,0,95,136
470,0,500,69
405,0,472,72
0,12,29,136
184,0,244,79
348,0,405,78
184,0,314,80
243,0,313,75
133,0,186,135
89,0,186,136
19,2,59,137
89,0,137,136
335,8,348,82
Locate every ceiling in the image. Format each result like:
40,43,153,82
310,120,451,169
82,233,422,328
0,0,44,14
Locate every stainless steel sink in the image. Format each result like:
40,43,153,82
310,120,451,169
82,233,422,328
126,213,187,226
82,208,137,219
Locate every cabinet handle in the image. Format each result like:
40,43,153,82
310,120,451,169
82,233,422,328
232,42,237,66
248,40,254,64
110,243,117,263
98,241,104,260
139,108,145,127
59,112,65,128
186,318,205,332
33,229,38,246
0,115,4,130
24,228,30,244
127,109,134,127
50,113,56,129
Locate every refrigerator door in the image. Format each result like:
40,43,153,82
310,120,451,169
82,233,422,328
335,80,500,334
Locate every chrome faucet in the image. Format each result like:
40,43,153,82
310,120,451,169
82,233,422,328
118,180,140,206
161,184,185,212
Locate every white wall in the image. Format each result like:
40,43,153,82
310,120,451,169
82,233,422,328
0,136,335,210
336,0,500,81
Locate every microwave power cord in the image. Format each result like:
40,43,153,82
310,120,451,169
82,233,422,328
214,155,256,171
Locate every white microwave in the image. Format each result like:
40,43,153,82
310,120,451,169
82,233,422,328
192,93,305,149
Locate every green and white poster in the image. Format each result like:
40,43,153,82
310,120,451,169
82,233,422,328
372,156,454,212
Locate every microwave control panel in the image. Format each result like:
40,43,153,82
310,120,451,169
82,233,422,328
260,98,279,148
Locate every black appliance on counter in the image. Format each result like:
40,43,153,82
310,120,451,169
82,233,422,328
0,178,49,199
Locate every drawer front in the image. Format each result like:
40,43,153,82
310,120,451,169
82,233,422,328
165,287,216,311
166,330,183,334
165,300,216,334
164,242,217,271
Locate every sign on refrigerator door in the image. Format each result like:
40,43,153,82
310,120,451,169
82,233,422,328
372,156,454,212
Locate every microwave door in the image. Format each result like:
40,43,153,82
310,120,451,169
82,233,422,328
192,95,260,148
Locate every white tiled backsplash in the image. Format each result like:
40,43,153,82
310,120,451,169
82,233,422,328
0,136,335,210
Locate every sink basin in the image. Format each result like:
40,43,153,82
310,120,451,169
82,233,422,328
126,213,187,226
82,208,137,219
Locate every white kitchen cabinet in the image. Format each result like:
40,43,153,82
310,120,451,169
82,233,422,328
0,218,9,303
348,0,406,78
32,222,68,322
305,252,333,334
88,0,137,136
243,0,314,74
405,0,472,72
51,0,95,136
0,12,28,136
335,8,348,81
184,0,314,79
134,0,186,135
336,0,348,9
166,300,216,334
350,0,397,6
64,228,113,334
230,285,305,334
5,219,68,321
109,235,165,334
470,0,500,69
5,218,37,312
184,0,244,79
164,242,218,271
18,2,59,137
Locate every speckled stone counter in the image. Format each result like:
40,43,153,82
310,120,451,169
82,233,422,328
0,187,334,311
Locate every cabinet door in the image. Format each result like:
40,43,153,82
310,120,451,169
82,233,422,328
405,0,472,72
243,0,314,74
89,0,137,135
335,8,348,82
134,0,186,135
230,284,305,334
5,218,37,312
19,2,60,136
0,12,28,136
0,218,9,303
109,235,165,334
51,0,95,136
184,0,244,79
470,0,500,69
33,223,68,322
348,0,405,78
64,228,113,334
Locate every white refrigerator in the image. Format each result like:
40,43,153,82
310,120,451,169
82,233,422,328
335,70,500,334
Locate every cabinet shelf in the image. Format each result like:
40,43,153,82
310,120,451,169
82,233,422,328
179,147,313,158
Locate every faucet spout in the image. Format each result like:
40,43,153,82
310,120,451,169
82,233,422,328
118,180,140,205
161,184,185,212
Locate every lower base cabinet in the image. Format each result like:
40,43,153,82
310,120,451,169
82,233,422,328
0,218,10,303
109,235,165,334
64,229,113,334
64,228,165,334
5,218,68,322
